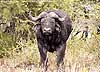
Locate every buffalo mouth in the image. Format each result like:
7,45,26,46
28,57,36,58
43,32,52,41
43,32,52,36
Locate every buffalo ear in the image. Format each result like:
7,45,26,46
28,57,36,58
32,24,41,33
55,24,61,32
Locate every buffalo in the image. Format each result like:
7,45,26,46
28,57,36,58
28,10,72,71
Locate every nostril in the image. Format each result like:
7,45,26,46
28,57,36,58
43,28,51,33
48,29,51,32
43,29,46,32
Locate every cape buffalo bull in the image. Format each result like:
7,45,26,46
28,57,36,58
28,10,72,70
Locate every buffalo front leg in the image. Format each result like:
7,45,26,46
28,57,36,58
56,43,66,71
38,43,48,71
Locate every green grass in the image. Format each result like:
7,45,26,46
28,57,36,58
0,33,100,72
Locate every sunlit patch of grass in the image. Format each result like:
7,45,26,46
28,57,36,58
0,33,100,72
66,33,100,72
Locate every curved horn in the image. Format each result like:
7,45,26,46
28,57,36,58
28,11,48,22
49,12,66,21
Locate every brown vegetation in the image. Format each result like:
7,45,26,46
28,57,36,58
0,0,100,72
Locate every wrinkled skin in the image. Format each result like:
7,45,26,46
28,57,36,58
32,10,72,71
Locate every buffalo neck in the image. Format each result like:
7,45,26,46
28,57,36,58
43,30,61,45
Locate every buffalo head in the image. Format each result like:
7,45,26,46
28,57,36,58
28,11,66,35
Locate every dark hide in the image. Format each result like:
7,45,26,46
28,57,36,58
32,10,72,70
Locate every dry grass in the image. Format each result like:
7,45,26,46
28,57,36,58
0,50,99,72
0,35,100,72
